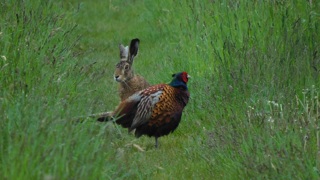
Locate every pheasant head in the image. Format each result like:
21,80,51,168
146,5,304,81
169,72,190,90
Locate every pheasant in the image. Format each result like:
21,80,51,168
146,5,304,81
98,72,190,148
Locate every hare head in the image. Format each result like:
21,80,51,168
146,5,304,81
114,38,139,83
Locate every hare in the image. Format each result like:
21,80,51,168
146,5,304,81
96,39,150,122
75,39,150,123
114,38,150,101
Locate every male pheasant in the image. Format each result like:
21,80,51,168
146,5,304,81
99,72,190,148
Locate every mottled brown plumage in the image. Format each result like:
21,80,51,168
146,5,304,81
110,72,190,148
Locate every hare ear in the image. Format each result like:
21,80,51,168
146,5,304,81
128,38,140,64
119,44,129,59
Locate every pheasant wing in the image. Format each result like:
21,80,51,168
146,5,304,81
130,85,165,131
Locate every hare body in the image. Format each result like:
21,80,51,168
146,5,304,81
117,75,150,101
114,38,150,101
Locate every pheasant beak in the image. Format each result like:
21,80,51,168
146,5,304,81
187,74,191,79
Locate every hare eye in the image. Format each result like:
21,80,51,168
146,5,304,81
124,65,129,70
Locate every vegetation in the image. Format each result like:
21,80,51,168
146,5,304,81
1,0,319,179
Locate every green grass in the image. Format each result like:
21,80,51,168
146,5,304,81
1,0,319,179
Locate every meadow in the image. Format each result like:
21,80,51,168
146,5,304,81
1,0,319,179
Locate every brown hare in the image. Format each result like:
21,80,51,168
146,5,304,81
75,39,150,123
84,39,150,122
114,38,150,101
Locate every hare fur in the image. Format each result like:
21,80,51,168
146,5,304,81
114,38,150,101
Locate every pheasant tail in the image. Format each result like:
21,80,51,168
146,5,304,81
114,94,141,128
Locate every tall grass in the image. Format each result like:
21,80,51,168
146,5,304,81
0,0,118,179
1,0,319,179
146,0,320,178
